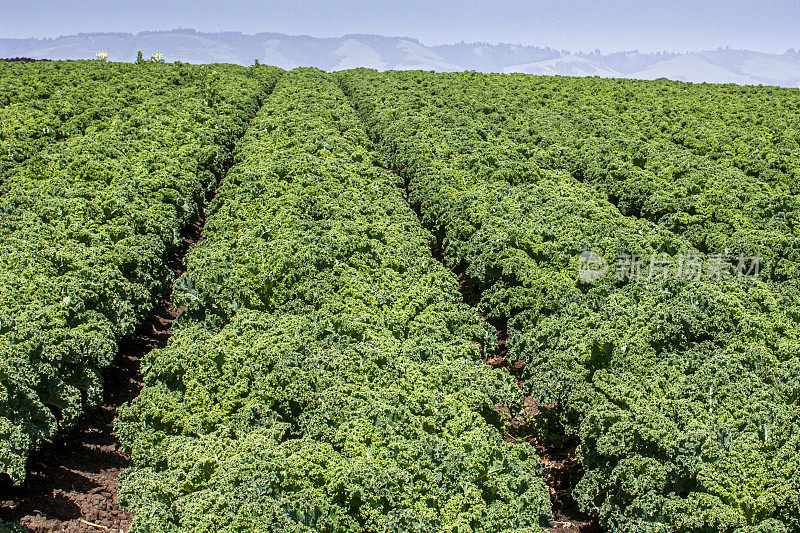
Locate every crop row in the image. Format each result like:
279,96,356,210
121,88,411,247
487,76,800,283
0,63,283,484
115,68,552,533
1,61,196,186
337,69,800,532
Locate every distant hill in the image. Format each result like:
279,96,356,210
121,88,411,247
3,29,800,87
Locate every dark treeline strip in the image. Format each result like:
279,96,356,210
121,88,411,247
0,64,283,485
0,58,51,63
115,68,552,532
337,68,800,533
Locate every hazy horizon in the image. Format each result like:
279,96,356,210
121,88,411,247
1,0,799,54
4,28,797,57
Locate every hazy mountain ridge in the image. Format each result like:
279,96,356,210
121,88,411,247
3,29,800,87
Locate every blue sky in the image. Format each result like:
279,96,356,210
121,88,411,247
1,0,798,53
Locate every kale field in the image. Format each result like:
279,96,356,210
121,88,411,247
0,60,798,533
